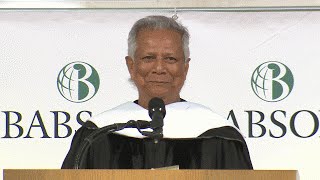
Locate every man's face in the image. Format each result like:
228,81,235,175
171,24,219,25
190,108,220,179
126,29,189,105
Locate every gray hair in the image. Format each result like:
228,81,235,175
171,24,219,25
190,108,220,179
128,15,190,62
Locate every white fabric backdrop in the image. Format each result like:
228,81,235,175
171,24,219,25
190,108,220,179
0,10,319,180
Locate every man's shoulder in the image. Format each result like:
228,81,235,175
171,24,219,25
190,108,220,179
89,101,146,127
168,101,224,119
168,101,211,111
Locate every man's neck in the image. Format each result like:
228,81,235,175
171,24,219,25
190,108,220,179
137,96,182,109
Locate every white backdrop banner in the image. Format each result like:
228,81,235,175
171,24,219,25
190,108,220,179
0,10,319,180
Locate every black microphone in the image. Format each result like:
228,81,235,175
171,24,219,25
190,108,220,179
148,97,166,139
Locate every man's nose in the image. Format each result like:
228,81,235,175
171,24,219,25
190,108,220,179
153,58,166,74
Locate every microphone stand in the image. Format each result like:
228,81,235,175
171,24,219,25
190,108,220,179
73,120,153,169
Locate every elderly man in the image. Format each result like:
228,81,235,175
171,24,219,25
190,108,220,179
62,15,252,169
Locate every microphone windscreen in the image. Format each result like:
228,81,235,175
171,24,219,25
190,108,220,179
148,97,166,119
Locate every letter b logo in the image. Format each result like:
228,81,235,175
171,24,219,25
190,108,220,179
57,61,100,103
251,61,294,102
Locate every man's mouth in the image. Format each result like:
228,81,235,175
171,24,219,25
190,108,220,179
148,81,169,84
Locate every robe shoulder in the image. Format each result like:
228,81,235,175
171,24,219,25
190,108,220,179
61,121,97,169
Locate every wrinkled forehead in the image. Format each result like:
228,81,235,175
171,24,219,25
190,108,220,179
135,29,184,52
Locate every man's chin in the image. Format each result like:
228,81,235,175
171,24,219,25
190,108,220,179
146,89,170,98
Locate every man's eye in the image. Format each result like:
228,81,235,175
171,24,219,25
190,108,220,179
142,56,155,60
165,57,177,62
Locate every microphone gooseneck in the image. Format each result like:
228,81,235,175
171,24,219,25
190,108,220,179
73,120,150,169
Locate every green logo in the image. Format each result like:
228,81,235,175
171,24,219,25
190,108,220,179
251,61,294,102
57,61,100,103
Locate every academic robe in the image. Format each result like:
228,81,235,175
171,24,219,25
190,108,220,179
62,101,253,169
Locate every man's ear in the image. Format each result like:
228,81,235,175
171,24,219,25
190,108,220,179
125,56,134,77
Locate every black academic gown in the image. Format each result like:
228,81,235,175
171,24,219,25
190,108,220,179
61,121,253,169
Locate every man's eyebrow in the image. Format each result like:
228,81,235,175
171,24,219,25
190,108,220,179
163,52,174,55
144,52,156,55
